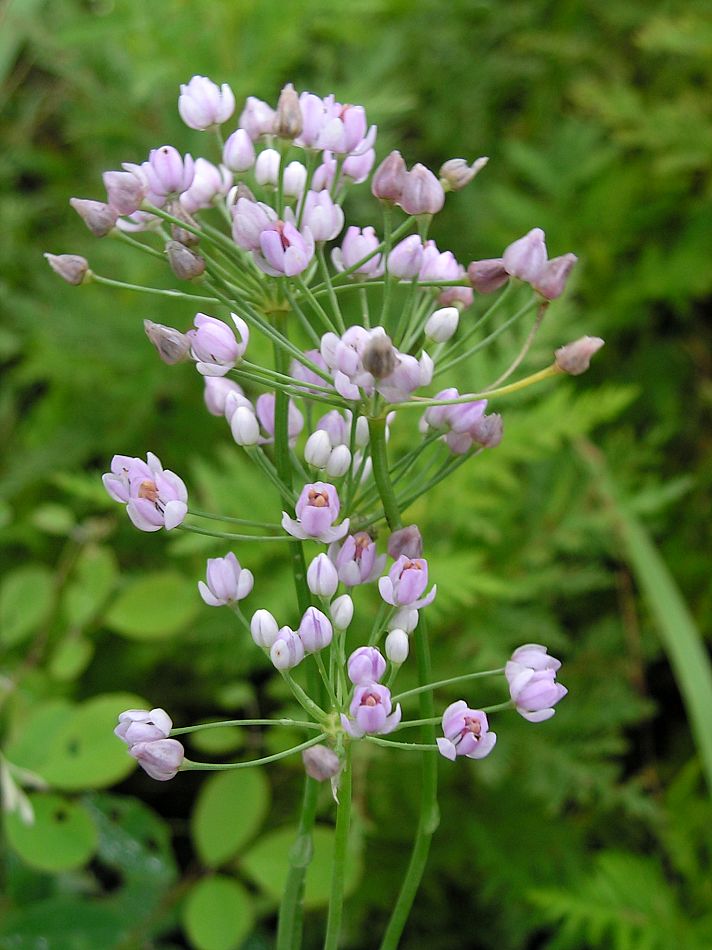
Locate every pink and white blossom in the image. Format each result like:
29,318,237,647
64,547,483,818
282,482,349,543
436,701,496,761
198,552,254,606
102,452,187,532
341,684,401,738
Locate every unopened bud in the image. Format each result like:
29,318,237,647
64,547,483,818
166,241,205,280
283,161,307,198
326,444,351,478
467,258,509,294
270,629,305,670
532,253,578,301
355,416,370,447
424,306,459,343
385,629,409,664
307,553,339,598
230,407,260,446
103,169,144,215
169,203,200,247
223,128,256,173
70,198,117,237
305,430,332,468
362,334,396,379
144,320,191,365
554,336,604,376
387,525,423,561
439,157,488,191
299,606,333,652
255,148,281,188
303,745,341,781
331,594,354,631
44,253,89,285
388,607,418,633
251,609,279,649
275,83,303,140
371,150,408,203
399,164,445,216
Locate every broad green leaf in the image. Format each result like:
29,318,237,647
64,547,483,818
0,900,127,950
39,693,147,790
192,769,269,867
189,724,245,755
104,571,199,639
49,636,94,681
4,793,97,872
241,825,362,909
183,875,254,950
30,502,76,535
4,700,74,772
62,543,118,627
0,564,54,647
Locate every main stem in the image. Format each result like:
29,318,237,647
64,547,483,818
369,415,440,949
323,746,353,950
274,319,321,950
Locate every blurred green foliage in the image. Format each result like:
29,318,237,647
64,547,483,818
1,0,711,948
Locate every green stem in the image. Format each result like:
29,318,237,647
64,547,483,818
171,718,323,736
364,736,439,752
283,672,328,723
323,745,353,950
187,508,280,529
90,272,219,304
317,244,346,333
177,523,290,542
392,668,505,703
436,297,538,376
181,734,326,770
277,772,321,950
368,415,402,530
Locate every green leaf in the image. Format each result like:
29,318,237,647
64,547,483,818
4,793,98,872
241,825,362,909
189,724,245,755
4,700,74,772
62,544,118,628
0,900,128,950
183,875,254,950
0,564,54,647
49,636,94,680
39,693,147,790
104,571,199,639
30,502,76,535
192,769,269,867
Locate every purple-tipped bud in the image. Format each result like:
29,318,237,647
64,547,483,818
425,306,459,343
103,170,145,215
387,525,423,561
307,553,339,598
223,129,256,173
198,552,253,607
305,430,333,469
503,228,547,282
270,628,305,670
325,445,351,478
387,235,424,279
70,198,117,237
275,83,303,139
362,334,396,379
371,150,408,203
348,646,387,686
385,629,409,664
331,594,354,630
554,336,605,375
179,75,235,130
299,606,333,653
250,609,280,649
166,241,206,280
44,253,89,285
129,738,184,781
439,156,488,191
467,258,509,294
230,406,260,446
303,745,341,781
532,253,578,300
144,320,191,365
399,164,445,216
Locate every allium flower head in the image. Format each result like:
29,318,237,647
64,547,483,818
179,75,235,130
198,552,254,607
436,701,496,761
378,555,436,609
282,482,350,543
102,452,187,532
188,312,249,376
341,684,401,738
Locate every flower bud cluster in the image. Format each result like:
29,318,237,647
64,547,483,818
422,389,503,454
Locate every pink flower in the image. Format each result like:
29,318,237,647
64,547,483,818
436,701,496,761
238,96,276,140
347,646,386,686
505,644,567,722
203,377,245,417
180,158,232,214
255,393,303,446
341,684,401,738
179,75,235,130
198,552,254,606
502,228,548,283
398,163,445,216
115,708,172,746
102,452,187,532
329,533,385,587
232,197,278,251
282,482,349,543
378,555,436,609
143,146,195,203
387,235,424,279
129,738,184,781
256,220,315,277
298,606,333,653
188,312,249,376
332,226,383,277
298,190,344,242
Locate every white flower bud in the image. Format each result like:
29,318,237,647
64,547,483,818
388,608,419,633
250,609,279,649
305,429,332,468
230,406,260,446
326,444,351,477
283,161,307,197
355,415,370,447
307,553,339,598
385,629,409,664
425,306,459,343
270,628,305,670
254,148,281,187
331,594,354,631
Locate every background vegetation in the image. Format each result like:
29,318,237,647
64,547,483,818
1,1,711,947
